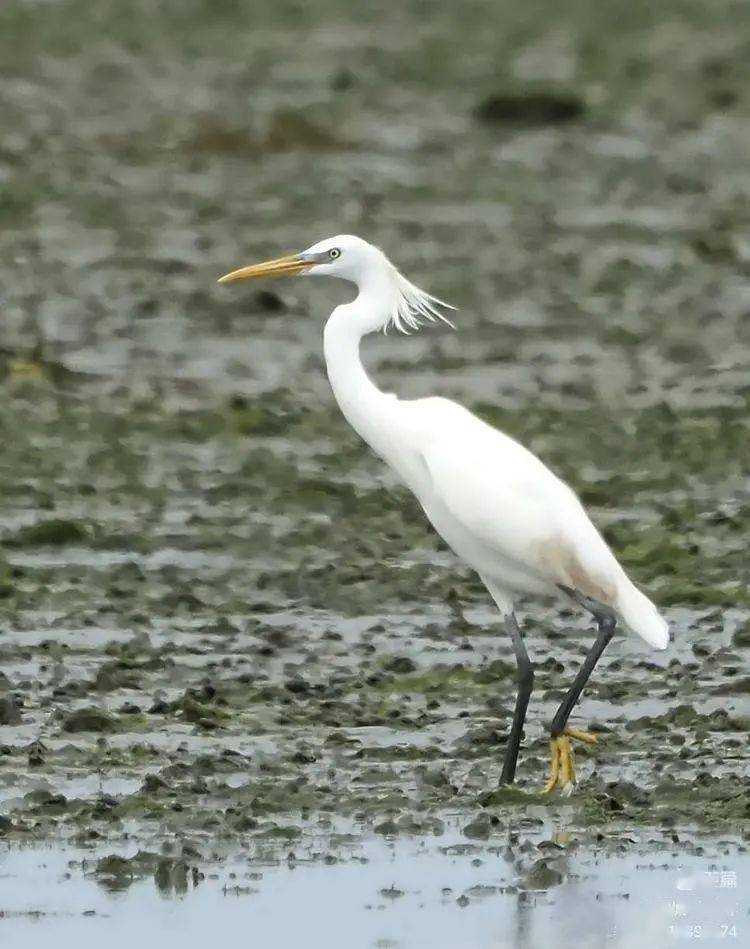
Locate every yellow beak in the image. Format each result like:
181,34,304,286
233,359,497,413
218,253,312,284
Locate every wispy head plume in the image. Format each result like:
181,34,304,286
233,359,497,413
386,268,456,335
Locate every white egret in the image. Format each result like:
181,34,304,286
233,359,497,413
219,235,670,793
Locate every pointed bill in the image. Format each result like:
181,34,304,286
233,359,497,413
218,253,312,284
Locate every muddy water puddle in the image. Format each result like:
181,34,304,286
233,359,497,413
1,831,747,949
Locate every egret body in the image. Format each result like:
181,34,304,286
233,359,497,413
219,234,669,792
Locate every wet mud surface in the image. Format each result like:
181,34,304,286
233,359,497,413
1,0,749,944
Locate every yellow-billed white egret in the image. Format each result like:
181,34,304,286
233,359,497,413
219,235,670,793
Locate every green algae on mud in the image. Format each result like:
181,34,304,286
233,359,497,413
0,0,749,904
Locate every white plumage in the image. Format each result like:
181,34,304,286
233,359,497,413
220,232,670,790
314,235,668,650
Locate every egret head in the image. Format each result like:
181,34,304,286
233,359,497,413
218,234,455,334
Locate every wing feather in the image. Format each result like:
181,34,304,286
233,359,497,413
414,399,623,599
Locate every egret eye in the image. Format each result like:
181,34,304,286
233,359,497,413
328,248,341,260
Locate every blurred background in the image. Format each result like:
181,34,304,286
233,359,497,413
0,1,749,945
1,0,748,602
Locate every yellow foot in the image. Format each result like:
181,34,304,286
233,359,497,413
542,727,598,795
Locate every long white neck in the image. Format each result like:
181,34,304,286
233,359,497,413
323,283,398,459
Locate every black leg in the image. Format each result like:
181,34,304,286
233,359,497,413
500,612,534,785
550,591,617,738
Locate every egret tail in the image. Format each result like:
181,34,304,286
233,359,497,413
616,580,669,650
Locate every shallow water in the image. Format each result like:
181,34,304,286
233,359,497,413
2,833,747,949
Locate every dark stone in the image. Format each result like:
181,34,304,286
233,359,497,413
0,695,22,725
475,91,585,126
62,706,116,733
383,656,417,674
285,677,310,694
5,518,88,547
254,290,287,313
